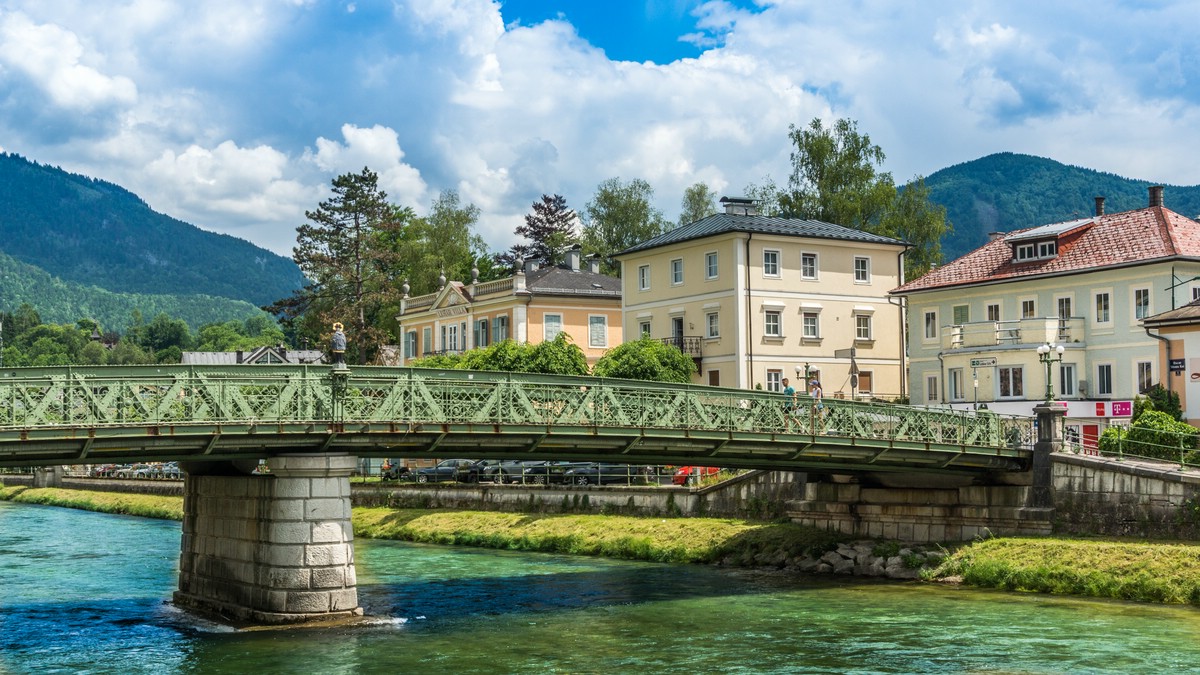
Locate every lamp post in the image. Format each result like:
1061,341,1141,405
1036,342,1065,402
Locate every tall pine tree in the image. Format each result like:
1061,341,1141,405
498,194,579,269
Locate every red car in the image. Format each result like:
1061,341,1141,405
672,466,720,485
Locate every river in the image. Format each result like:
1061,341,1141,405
2,500,1199,674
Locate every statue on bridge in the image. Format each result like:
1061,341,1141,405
331,322,347,369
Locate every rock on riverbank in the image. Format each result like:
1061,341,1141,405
725,541,946,580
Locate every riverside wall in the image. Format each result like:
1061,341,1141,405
1051,453,1200,538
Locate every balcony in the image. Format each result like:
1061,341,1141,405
943,317,1084,350
658,335,703,358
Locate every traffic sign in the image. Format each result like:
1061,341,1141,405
970,357,997,368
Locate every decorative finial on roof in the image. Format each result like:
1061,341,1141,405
438,269,446,290
401,279,410,297
471,265,479,282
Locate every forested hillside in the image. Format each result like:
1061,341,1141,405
0,250,268,331
0,153,306,306
925,153,1200,260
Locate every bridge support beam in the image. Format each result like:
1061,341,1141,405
173,454,362,625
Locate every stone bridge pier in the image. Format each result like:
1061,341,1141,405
173,453,362,625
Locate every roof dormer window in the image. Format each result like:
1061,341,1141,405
1013,239,1056,262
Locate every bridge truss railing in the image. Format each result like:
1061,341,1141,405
0,365,1033,452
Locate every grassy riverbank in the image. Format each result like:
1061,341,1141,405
4,484,1200,605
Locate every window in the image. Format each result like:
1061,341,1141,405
952,305,969,325
1021,299,1036,319
1059,364,1076,398
544,314,563,341
855,314,872,341
443,323,460,351
802,312,820,339
1134,288,1151,320
670,258,683,285
987,303,1001,322
588,316,608,348
1038,241,1057,258
1056,297,1072,319
1094,292,1111,324
639,320,651,337
926,375,939,403
766,370,782,393
801,252,818,279
404,331,417,359
706,312,719,338
856,371,873,394
763,250,780,277
1193,286,1200,302
923,311,938,340
948,368,964,401
708,370,720,386
998,366,1023,398
853,256,870,283
422,327,432,355
764,310,782,337
705,252,718,279
1137,361,1153,393
492,315,509,342
1097,364,1113,396
638,265,650,291
1014,240,1056,260
474,319,489,348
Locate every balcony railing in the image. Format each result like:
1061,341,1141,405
943,317,1083,350
658,335,703,357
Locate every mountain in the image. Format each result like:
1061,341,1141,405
924,153,1200,261
0,249,266,331
0,153,306,307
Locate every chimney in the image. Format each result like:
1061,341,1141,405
1094,196,1105,216
719,196,758,216
1149,185,1164,208
987,232,1005,243
587,253,600,274
566,245,581,271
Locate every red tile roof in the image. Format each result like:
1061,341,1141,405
892,206,1200,295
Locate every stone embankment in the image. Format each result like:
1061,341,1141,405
730,541,945,580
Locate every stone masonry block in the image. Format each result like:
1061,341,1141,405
311,477,349,499
311,522,347,544
305,544,350,567
305,498,349,521
265,567,311,590
272,479,311,499
269,499,306,521
267,522,313,545
330,589,359,612
286,591,332,614
311,567,347,589
259,543,306,568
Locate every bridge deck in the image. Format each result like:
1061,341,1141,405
0,365,1033,475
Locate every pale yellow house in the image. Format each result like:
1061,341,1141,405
892,187,1200,450
615,198,908,397
394,248,623,367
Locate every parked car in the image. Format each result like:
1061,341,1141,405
520,461,593,485
562,463,650,486
115,463,154,479
380,459,410,481
88,464,119,478
672,466,721,486
413,459,476,484
159,462,182,479
485,460,545,484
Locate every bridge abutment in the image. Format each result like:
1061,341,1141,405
173,454,362,625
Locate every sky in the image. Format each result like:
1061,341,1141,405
1,1,1198,260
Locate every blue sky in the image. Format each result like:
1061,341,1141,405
0,1,1197,259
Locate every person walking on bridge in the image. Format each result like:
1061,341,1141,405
782,377,797,431
809,379,824,427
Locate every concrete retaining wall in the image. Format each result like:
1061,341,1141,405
1052,454,1200,538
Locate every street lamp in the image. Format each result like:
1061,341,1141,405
1036,342,1066,402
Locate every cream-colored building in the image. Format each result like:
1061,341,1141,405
892,187,1200,449
615,198,908,397
394,248,623,367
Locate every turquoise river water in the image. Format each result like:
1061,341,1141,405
2,500,1200,674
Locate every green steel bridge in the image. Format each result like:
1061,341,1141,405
0,365,1034,477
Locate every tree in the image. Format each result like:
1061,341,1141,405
400,189,492,296
742,176,784,216
499,194,579,268
581,177,670,275
678,183,719,226
592,336,697,383
289,167,407,364
779,118,949,278
409,333,588,376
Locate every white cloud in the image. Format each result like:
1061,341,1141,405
306,124,428,208
0,11,136,111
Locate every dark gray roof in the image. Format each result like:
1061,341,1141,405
617,213,908,256
1143,298,1200,327
525,266,621,296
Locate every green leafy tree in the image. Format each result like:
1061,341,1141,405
581,177,670,275
742,176,784,217
499,194,579,268
592,336,697,383
778,118,950,279
1099,410,1199,461
679,182,718,226
409,333,587,376
527,333,589,376
400,189,493,296
288,167,408,364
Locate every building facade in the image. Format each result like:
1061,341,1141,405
892,187,1200,448
1141,299,1200,426
615,198,907,397
394,248,622,366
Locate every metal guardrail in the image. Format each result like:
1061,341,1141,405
0,365,1034,472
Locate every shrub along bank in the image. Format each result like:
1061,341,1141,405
4,484,1200,605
